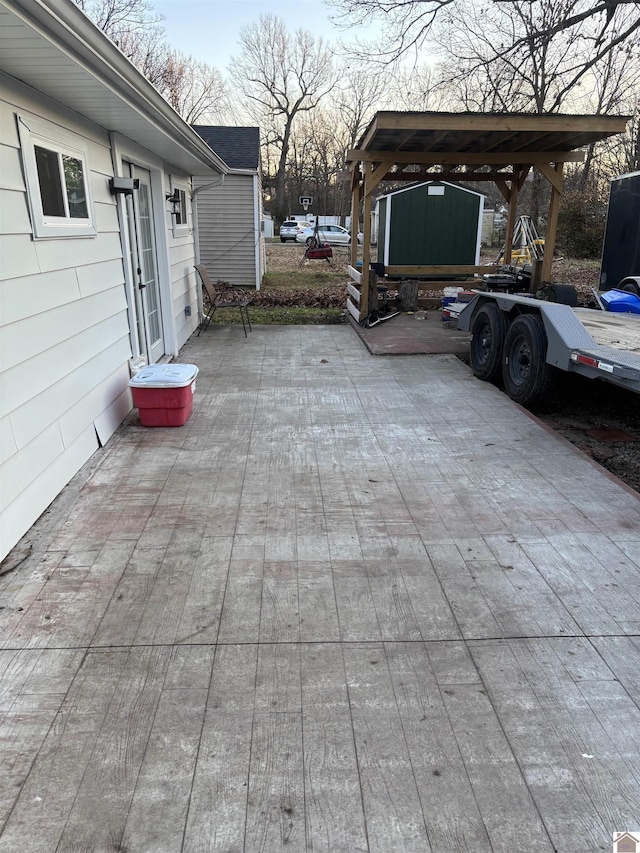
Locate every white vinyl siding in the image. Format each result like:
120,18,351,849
0,80,131,561
164,177,199,351
195,173,258,290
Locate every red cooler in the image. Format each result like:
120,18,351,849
129,363,199,427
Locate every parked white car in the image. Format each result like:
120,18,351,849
279,219,311,242
295,224,363,246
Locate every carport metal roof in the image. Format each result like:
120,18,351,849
346,111,629,323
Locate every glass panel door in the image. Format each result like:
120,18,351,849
124,163,165,363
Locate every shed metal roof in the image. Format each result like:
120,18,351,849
349,111,630,164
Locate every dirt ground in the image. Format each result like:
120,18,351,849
266,241,640,495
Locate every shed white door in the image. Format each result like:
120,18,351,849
124,164,165,363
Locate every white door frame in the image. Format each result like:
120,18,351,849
109,132,177,362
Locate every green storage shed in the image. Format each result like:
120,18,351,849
376,181,485,274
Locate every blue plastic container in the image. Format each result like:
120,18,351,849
601,289,640,314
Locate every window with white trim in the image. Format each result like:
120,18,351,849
170,179,190,237
18,116,96,238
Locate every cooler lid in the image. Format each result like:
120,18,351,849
129,363,199,388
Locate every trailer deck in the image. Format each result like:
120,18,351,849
457,293,640,400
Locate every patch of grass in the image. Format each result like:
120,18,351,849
262,270,345,290
209,306,346,325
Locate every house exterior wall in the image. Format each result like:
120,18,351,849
195,173,260,289
0,75,203,562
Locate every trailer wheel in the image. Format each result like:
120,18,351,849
502,314,555,406
470,303,507,381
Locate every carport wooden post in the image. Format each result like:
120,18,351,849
350,164,360,271
538,162,564,284
360,164,379,319
502,178,519,266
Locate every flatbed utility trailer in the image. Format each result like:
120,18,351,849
457,292,640,405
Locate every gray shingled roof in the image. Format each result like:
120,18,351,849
192,126,260,171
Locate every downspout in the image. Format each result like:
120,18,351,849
191,173,225,322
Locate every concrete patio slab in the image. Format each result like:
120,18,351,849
1,324,640,852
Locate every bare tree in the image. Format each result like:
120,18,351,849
158,53,236,125
73,0,167,69
231,14,336,225
74,0,237,125
429,1,639,221
328,0,640,68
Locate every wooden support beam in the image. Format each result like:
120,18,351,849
503,179,520,266
540,163,563,283
379,171,517,182
370,159,395,188
385,265,496,277
537,161,563,193
369,112,628,134
348,150,585,165
359,165,375,320
350,177,360,270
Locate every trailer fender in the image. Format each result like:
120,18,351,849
620,276,640,297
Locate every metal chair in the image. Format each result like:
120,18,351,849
195,264,252,337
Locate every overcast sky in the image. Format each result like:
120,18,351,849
153,0,380,71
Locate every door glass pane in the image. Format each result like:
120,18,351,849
63,155,88,218
123,193,145,355
137,182,161,344
35,146,65,216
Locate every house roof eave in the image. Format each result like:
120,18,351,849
1,0,229,176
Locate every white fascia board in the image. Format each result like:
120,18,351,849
380,180,486,201
5,0,228,176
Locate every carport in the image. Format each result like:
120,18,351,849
347,112,629,323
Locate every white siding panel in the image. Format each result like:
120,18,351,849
168,226,198,352
1,313,130,417
0,100,20,147
0,267,82,324
94,382,132,446
34,231,122,273
169,240,196,266
58,361,131,447
0,415,18,466
1,287,127,372
0,187,32,235
0,233,40,279
196,174,258,289
76,258,125,298
9,337,131,449
0,145,25,191
94,199,120,234
175,313,199,351
0,424,99,562
0,421,64,513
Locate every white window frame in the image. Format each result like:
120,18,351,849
17,115,96,239
170,178,190,237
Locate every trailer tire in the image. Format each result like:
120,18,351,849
502,314,555,406
470,303,507,381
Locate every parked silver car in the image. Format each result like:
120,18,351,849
279,220,311,242
295,224,364,246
